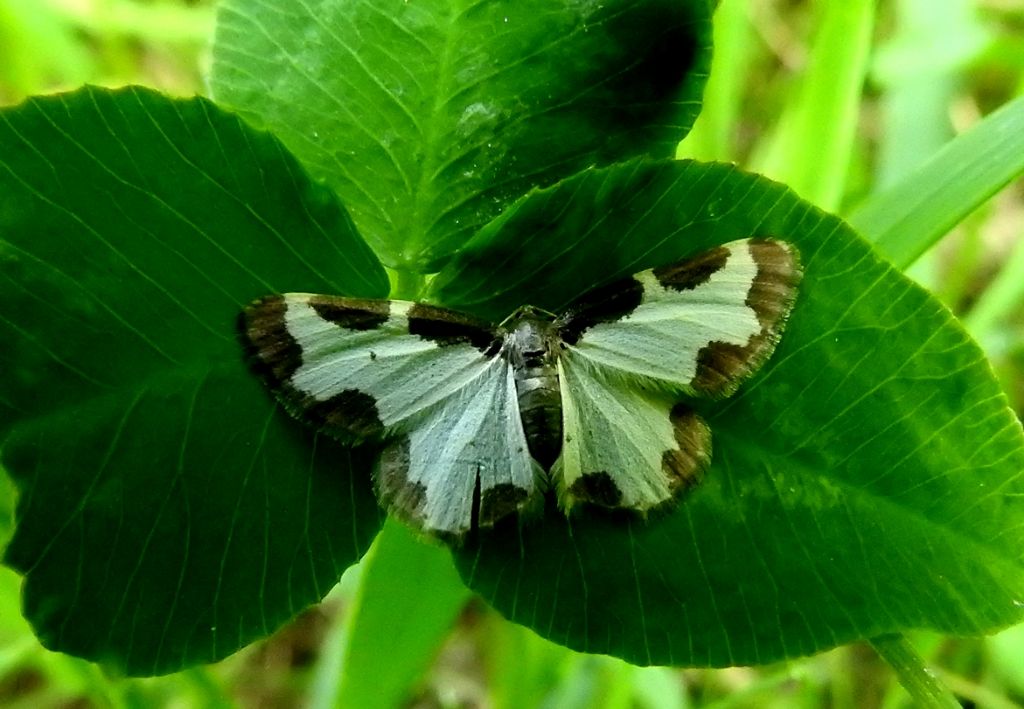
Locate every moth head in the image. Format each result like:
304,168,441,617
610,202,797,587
498,304,557,329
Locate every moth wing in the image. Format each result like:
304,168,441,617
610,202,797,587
377,353,541,538
556,238,801,397
240,294,538,538
554,351,711,513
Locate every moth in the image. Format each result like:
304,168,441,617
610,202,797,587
240,238,801,539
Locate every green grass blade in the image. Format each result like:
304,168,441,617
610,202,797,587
871,0,985,190
866,0,987,292
751,0,875,211
848,93,1024,269
964,227,1024,343
869,634,961,709
486,620,575,709
334,519,471,709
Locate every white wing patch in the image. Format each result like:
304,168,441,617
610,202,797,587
284,300,487,428
556,353,710,512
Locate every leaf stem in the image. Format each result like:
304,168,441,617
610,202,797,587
390,269,426,301
869,634,961,708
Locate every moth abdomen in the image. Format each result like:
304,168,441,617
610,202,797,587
504,308,564,471
516,378,562,470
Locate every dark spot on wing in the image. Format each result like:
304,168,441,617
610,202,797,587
407,302,498,354
568,471,623,508
661,404,711,494
478,483,530,527
375,436,427,526
652,246,728,291
305,388,384,442
557,277,644,345
239,295,302,383
745,239,802,328
692,239,801,397
310,295,390,330
693,341,754,397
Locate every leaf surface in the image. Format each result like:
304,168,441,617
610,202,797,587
429,159,1024,666
210,0,712,272
0,86,387,675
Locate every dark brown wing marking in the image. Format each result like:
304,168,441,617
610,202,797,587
567,471,624,508
479,483,532,527
407,302,499,354
652,245,729,291
557,276,645,346
305,389,384,441
240,295,302,383
660,404,712,495
310,296,390,330
375,436,428,525
692,239,801,397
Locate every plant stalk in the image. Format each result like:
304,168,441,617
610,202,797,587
869,634,961,708
390,269,427,301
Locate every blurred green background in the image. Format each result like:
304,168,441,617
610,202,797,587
2,0,1024,707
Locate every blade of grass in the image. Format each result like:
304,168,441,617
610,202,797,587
307,568,365,709
872,0,979,190
847,93,1024,270
751,0,875,211
931,669,1023,709
331,519,470,709
859,0,987,291
964,223,1024,343
487,618,576,709
869,634,961,709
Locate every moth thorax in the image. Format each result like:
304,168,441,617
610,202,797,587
506,313,563,471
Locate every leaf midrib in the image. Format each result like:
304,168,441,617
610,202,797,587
401,4,463,270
